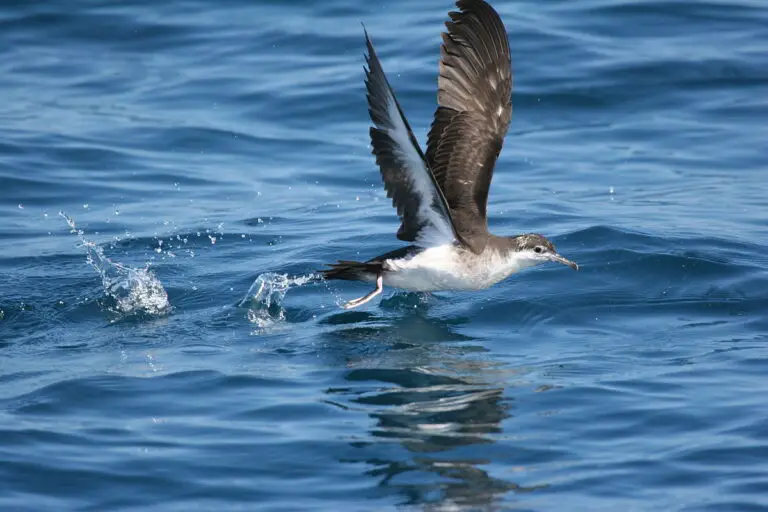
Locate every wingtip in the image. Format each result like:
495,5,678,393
362,24,378,65
455,0,493,11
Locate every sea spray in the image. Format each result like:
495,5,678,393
60,212,170,318
240,272,319,328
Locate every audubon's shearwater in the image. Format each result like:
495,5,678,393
322,0,578,309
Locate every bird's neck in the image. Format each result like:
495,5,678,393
478,243,538,285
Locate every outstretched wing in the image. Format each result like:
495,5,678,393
364,30,459,248
426,0,512,254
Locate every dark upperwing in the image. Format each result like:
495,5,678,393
426,0,512,254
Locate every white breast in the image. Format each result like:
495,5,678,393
382,245,536,292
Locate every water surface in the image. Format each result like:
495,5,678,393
1,0,767,510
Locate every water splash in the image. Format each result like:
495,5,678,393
60,212,170,318
240,272,318,328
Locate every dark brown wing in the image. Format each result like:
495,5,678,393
364,30,460,247
426,0,512,254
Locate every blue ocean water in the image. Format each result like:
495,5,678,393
1,0,767,509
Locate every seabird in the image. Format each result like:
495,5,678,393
322,0,578,309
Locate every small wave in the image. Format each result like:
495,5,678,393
60,212,170,319
240,272,318,330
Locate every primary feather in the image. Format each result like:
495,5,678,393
426,0,513,254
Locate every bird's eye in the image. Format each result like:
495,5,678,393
534,246,543,254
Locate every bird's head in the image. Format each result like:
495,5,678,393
510,233,579,270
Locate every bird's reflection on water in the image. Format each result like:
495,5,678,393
320,297,546,509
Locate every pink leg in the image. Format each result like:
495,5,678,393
341,274,383,309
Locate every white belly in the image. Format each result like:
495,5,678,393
381,245,531,292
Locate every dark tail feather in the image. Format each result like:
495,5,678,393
320,260,381,282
